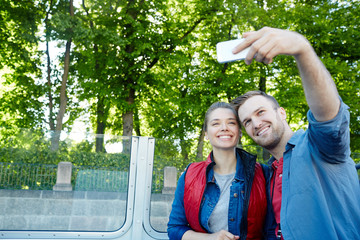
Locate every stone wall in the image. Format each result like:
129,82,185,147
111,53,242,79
0,163,178,233
0,189,174,232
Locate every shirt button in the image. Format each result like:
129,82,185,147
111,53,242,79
233,193,238,198
229,218,235,221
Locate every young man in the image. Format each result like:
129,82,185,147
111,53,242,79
231,27,360,240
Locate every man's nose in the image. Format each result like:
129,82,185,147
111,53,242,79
252,118,262,129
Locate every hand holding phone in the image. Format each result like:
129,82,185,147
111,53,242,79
216,39,250,63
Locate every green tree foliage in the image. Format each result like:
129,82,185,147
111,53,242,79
0,0,45,128
0,0,359,161
283,1,360,147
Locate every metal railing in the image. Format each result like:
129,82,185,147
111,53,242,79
1,156,359,192
73,166,129,192
0,162,57,190
0,162,168,192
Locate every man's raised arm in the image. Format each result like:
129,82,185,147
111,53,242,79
232,27,340,121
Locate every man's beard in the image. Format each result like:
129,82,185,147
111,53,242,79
260,133,282,151
257,119,285,151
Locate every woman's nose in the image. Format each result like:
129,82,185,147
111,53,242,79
220,122,228,131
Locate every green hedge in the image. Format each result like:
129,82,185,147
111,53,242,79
0,127,358,191
0,146,130,168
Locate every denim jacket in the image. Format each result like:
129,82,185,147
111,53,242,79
167,148,276,240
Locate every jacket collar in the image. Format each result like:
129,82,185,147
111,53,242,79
206,148,257,182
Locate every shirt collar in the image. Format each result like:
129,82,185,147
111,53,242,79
268,130,305,165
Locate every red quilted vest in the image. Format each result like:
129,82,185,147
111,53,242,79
183,153,267,239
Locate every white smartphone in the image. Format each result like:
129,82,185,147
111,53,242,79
216,38,250,63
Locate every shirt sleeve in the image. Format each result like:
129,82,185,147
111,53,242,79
167,171,192,240
307,99,351,163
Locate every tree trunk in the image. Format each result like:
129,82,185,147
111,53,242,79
121,85,135,153
46,40,55,131
180,138,189,162
122,111,134,137
196,128,205,160
94,44,108,152
45,0,55,131
134,106,141,136
51,0,73,151
95,96,107,152
122,87,135,136
82,2,108,151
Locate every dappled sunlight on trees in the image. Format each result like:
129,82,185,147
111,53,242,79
0,0,359,160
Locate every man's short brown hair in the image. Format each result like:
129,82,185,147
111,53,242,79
231,90,280,113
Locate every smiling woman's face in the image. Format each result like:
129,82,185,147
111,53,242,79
205,108,240,151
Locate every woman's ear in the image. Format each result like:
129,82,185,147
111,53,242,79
204,132,208,140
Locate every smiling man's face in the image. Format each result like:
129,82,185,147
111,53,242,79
237,95,286,151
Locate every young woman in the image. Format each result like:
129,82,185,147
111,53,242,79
167,102,275,240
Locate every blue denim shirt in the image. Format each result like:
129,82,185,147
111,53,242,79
270,101,360,239
167,150,276,240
